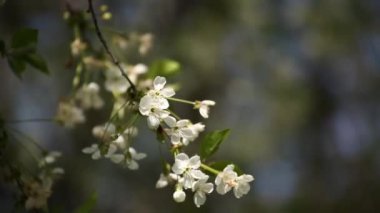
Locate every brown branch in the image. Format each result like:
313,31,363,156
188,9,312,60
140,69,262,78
87,0,137,94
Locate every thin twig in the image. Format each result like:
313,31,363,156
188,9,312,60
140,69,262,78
6,127,47,153
100,100,130,143
87,0,136,94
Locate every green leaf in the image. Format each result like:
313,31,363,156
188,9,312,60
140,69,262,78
24,53,49,74
7,56,26,78
208,161,244,176
200,129,230,160
0,40,5,57
74,192,97,213
11,28,38,51
148,59,181,77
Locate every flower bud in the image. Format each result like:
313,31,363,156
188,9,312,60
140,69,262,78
173,189,186,203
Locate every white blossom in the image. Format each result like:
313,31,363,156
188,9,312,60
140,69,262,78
233,174,255,198
104,144,125,164
104,63,147,94
71,38,87,56
104,63,130,94
215,164,254,198
195,100,216,119
138,76,177,129
113,134,127,149
126,147,146,170
75,82,104,109
185,122,205,144
172,153,207,189
39,151,61,167
128,63,147,84
92,123,116,141
112,126,138,149
139,95,170,129
172,153,201,175
156,173,178,189
82,143,125,164
156,173,170,188
139,33,153,55
192,178,214,208
82,144,101,160
24,179,52,210
146,76,175,106
164,116,195,145
56,101,85,128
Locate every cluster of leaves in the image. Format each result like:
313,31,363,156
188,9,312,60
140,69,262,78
0,28,49,78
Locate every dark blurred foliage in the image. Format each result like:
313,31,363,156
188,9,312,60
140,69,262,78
1,0,380,212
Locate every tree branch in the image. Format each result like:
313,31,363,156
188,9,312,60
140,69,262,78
87,0,137,94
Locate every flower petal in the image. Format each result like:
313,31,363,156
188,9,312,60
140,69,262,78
82,144,97,154
133,152,147,160
161,87,175,97
188,155,201,169
202,100,215,106
238,174,254,182
110,154,125,164
127,160,139,170
199,106,209,118
163,116,177,128
92,151,101,160
153,76,166,90
180,128,195,139
170,134,181,145
190,169,208,180
194,191,206,207
106,144,117,156
147,116,160,129
201,183,214,194
156,174,169,188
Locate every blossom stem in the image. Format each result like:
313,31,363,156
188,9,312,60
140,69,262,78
87,0,137,95
167,97,195,105
122,113,140,131
167,109,181,120
6,127,47,153
101,101,129,142
72,62,83,90
201,164,220,175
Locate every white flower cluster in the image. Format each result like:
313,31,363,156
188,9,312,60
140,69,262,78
139,76,175,129
55,101,85,128
55,81,104,128
139,76,214,147
137,76,253,207
63,35,150,170
60,12,254,208
24,151,64,210
82,123,146,169
155,153,254,207
139,76,216,126
57,35,149,127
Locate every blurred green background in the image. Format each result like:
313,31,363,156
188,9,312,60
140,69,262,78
1,0,380,212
